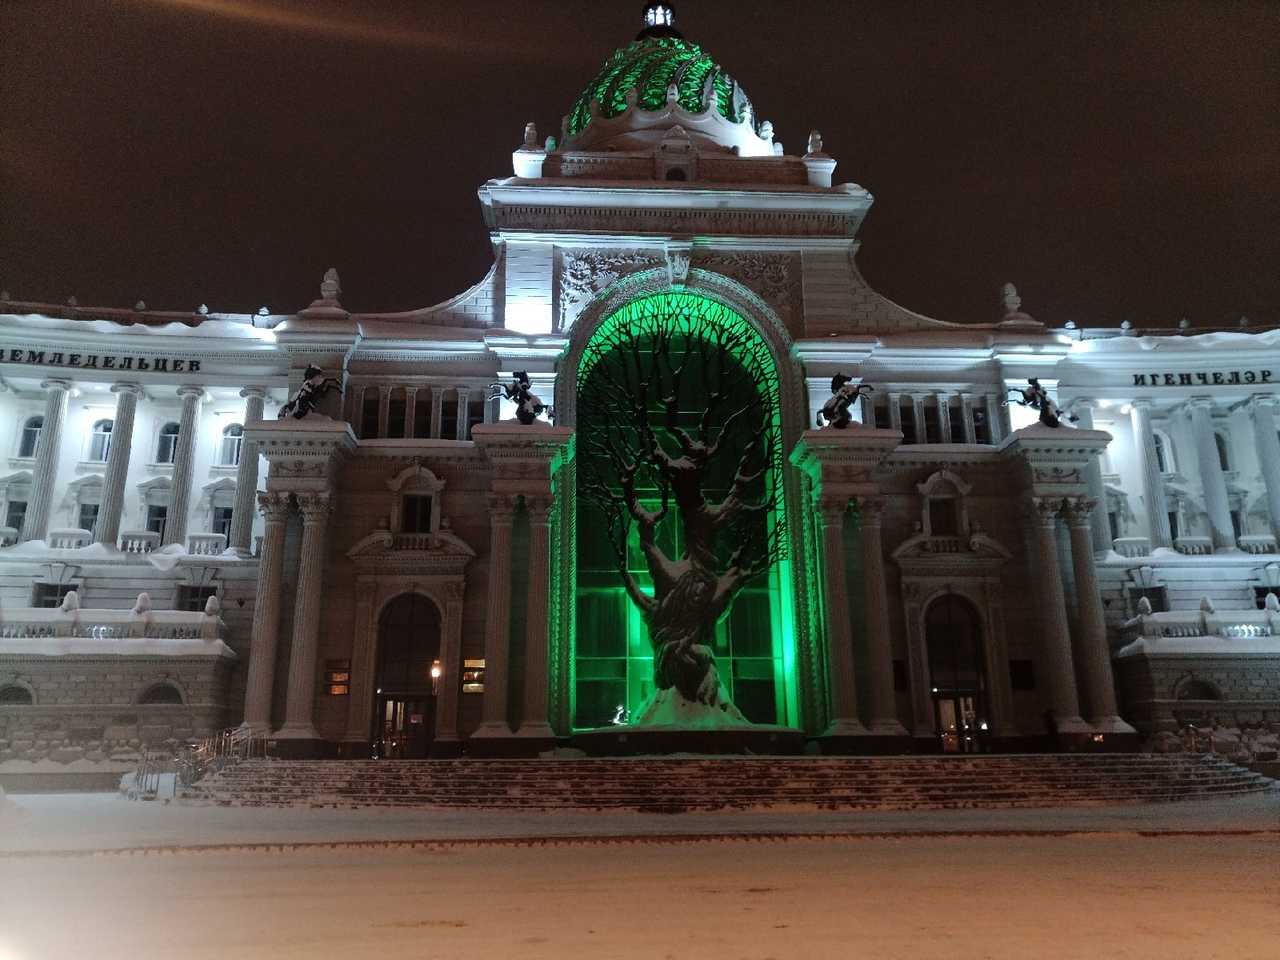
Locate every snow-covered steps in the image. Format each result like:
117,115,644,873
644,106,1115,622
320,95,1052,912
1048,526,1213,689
193,754,1276,812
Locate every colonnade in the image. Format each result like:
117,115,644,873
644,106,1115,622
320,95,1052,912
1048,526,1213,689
17,377,266,554
352,384,487,440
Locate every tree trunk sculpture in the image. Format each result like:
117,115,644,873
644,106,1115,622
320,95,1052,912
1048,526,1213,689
578,296,784,721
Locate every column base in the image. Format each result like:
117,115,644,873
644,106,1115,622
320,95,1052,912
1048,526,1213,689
815,718,912,755
237,720,272,737
429,737,464,759
469,721,515,739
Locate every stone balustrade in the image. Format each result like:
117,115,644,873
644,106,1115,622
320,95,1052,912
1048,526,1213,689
1112,537,1151,558
1238,534,1278,555
47,528,93,549
0,599,229,648
119,530,160,554
1174,536,1214,556
1121,607,1280,644
187,532,227,556
392,532,437,551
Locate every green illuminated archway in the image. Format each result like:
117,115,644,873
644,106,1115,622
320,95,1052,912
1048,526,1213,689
572,291,798,729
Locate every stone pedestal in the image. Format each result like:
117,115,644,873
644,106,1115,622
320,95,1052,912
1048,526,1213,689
791,426,910,753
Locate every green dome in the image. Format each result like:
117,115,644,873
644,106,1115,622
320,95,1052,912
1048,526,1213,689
566,36,753,140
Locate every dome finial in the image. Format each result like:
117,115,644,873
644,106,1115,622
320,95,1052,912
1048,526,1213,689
638,2,682,39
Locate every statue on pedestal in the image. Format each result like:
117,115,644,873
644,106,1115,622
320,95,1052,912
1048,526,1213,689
279,365,343,420
494,370,547,425
816,374,872,429
1005,377,1077,428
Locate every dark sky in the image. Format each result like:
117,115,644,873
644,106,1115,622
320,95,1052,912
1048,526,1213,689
2,0,1277,326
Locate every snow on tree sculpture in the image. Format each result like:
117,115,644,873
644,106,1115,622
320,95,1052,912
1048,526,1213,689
578,292,785,726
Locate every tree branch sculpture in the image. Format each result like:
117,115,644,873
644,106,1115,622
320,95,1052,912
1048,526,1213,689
578,294,785,723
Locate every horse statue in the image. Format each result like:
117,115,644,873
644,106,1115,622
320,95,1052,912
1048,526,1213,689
1004,377,1078,428
279,365,343,420
492,370,548,425
816,374,873,429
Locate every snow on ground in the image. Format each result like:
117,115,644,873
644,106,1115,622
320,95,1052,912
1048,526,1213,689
1,833,1278,959
0,791,1277,854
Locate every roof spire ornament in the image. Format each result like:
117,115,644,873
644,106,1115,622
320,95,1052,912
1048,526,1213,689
639,2,681,39
1001,282,1021,316
320,267,341,302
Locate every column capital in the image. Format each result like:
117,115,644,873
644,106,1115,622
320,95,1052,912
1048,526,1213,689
1249,392,1280,411
40,377,72,392
296,491,333,523
1129,397,1155,411
1061,497,1099,527
240,385,269,401
816,494,849,523
110,381,143,397
856,496,886,525
487,493,518,521
1065,396,1098,412
257,491,292,523
523,495,554,523
177,384,206,401
1186,395,1216,412
1027,496,1064,526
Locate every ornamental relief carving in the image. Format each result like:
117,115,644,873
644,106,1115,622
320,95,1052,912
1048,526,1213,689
695,252,799,321
557,250,660,327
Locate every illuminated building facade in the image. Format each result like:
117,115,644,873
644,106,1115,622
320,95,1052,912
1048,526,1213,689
2,4,1279,776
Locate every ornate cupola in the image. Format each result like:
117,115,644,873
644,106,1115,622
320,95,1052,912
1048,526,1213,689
638,2,682,39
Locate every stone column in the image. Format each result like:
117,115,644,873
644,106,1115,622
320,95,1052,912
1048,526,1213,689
429,387,444,438
1026,498,1088,733
404,387,418,439
94,382,141,546
241,491,292,733
456,388,472,440
860,393,875,427
1130,400,1173,548
910,395,926,445
817,496,868,736
1069,399,1112,555
1187,397,1235,551
959,394,977,444
21,378,71,542
164,385,204,547
887,393,902,435
985,394,1005,444
472,495,516,738
1250,394,1280,541
1063,498,1135,734
277,491,333,740
858,498,908,737
434,587,466,751
228,387,267,557
935,394,953,443
376,386,390,439
517,496,555,740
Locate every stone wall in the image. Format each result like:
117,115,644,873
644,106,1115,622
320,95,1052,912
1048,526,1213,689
1114,652,1280,733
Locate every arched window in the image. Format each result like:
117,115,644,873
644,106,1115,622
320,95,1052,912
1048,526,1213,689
1214,432,1231,472
155,422,180,464
138,683,183,705
17,416,43,458
1152,431,1174,473
0,684,33,705
89,419,113,462
220,423,244,466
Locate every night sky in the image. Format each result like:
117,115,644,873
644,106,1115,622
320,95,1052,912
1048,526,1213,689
2,0,1276,327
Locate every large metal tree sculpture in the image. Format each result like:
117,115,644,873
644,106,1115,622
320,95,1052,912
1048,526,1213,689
578,294,785,724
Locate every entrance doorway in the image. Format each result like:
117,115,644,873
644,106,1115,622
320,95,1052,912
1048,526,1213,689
373,593,442,759
925,594,990,753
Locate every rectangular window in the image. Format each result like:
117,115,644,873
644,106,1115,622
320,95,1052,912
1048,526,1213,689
1230,510,1243,540
360,390,380,439
387,391,407,438
466,398,486,440
899,399,917,444
325,659,351,697
873,401,891,430
32,583,74,608
439,395,459,440
1168,511,1181,541
402,495,433,534
413,392,433,439
212,506,234,538
1108,511,1121,543
146,504,168,539
178,585,218,612
1009,659,1036,691
923,405,941,444
928,499,959,536
973,406,991,444
4,500,27,531
462,659,486,694
77,502,99,532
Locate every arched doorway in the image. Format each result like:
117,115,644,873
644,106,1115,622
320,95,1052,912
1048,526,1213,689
925,594,990,753
373,593,442,759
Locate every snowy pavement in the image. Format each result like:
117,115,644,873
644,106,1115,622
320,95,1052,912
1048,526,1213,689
1,833,1278,959
0,790,1277,855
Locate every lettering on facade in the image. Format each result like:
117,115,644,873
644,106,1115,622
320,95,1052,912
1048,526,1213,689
3,348,201,373
1132,370,1271,387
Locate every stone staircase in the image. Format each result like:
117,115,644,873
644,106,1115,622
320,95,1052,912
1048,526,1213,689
193,754,1276,812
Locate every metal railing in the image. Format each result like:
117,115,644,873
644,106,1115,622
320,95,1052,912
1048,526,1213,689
126,727,271,800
